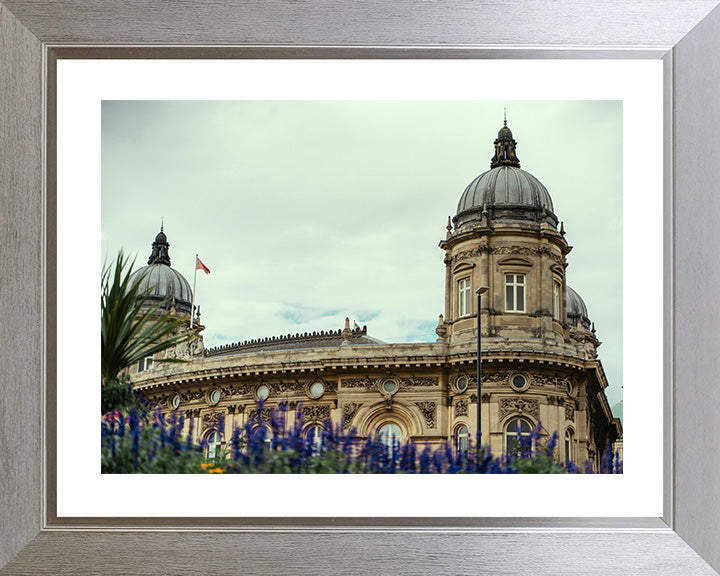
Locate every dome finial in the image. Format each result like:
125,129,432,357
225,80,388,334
148,224,171,266
490,114,520,169
161,217,164,234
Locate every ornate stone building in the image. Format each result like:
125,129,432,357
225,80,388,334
129,121,622,468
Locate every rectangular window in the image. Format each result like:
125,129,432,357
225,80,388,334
458,278,471,317
553,281,561,321
504,274,525,312
138,356,154,372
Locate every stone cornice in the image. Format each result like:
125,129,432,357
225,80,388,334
133,340,603,392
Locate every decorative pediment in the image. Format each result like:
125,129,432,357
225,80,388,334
497,256,533,267
452,261,476,274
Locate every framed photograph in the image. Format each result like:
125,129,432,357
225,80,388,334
2,2,720,574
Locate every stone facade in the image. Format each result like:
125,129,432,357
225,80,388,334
129,121,622,470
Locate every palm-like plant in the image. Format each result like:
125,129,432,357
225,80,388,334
101,252,193,385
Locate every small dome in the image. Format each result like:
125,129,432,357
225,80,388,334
129,264,193,315
566,286,591,329
497,125,513,140
454,166,557,229
129,226,193,315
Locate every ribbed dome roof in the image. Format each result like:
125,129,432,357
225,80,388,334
130,264,193,314
457,165,555,215
566,286,591,329
453,121,558,230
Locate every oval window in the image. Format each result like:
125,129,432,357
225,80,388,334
456,377,468,393
382,379,398,394
309,381,324,399
209,389,221,405
257,385,270,401
172,395,181,409
511,375,526,391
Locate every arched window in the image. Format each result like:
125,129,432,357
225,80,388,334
454,425,469,454
306,424,324,455
206,430,222,460
250,425,272,449
564,428,575,462
378,423,402,455
505,417,532,456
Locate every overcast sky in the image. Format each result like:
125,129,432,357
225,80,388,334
101,100,622,408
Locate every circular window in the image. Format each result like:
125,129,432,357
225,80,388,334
511,375,527,391
257,385,270,401
456,376,468,393
171,395,181,409
209,389,221,405
382,379,399,395
308,381,325,399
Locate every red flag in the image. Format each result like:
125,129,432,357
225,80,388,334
196,256,211,275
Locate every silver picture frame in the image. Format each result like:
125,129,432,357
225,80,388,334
2,1,720,573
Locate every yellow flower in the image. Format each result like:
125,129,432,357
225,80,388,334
200,462,212,470
208,467,224,474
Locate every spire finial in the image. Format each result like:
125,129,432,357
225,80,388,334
148,224,171,266
161,217,164,233
490,112,520,169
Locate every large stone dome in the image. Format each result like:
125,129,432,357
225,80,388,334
453,121,558,230
129,227,193,315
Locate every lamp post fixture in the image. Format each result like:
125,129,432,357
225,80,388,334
476,286,489,447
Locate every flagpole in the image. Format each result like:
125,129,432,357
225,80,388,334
190,254,198,329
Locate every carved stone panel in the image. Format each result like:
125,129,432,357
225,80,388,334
301,404,331,422
342,377,374,390
342,402,361,428
220,384,249,397
455,399,468,417
180,389,204,402
202,411,221,430
499,397,540,420
416,401,437,428
402,376,439,388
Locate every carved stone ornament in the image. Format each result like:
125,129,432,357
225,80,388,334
301,404,332,422
202,411,220,430
489,245,563,265
449,245,490,265
565,404,575,421
455,399,469,417
342,377,374,390
180,389,205,402
531,374,564,389
403,376,439,388
249,408,271,422
499,397,540,420
342,402,361,428
219,384,249,398
416,401,437,428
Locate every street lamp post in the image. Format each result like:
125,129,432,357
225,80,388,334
476,286,489,447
